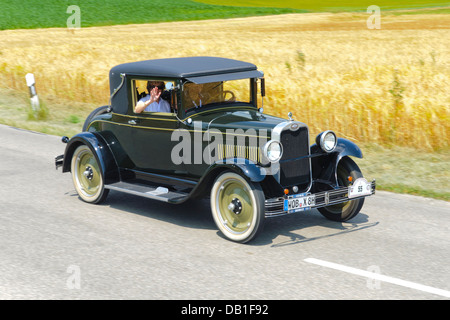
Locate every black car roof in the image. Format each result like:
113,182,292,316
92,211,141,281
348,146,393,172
108,56,263,114
109,56,263,84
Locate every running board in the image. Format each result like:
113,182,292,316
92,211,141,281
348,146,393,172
105,182,189,204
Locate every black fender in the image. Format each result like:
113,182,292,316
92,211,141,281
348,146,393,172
310,138,363,188
62,132,120,184
208,158,266,183
334,138,363,162
82,105,110,132
188,158,266,199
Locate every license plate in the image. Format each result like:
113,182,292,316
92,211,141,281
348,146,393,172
348,178,372,198
284,193,315,213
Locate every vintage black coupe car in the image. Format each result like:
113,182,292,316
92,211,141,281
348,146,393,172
55,56,375,243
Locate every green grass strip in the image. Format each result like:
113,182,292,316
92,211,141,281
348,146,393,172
0,0,306,30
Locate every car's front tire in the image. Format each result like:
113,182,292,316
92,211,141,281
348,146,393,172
210,172,265,243
318,156,364,222
71,144,109,204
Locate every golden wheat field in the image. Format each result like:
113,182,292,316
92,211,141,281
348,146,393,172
0,12,448,150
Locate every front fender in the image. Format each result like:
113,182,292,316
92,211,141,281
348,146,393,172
188,158,266,199
211,158,266,183
62,132,120,184
310,138,363,188
334,138,363,161
311,138,363,160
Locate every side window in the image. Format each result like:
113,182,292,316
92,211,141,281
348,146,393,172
133,79,174,114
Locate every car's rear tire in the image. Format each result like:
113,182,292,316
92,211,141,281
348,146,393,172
210,172,265,243
71,144,109,204
318,157,364,222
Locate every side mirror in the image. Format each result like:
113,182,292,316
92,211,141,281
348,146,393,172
166,82,174,90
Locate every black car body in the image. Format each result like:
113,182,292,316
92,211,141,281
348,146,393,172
56,57,375,243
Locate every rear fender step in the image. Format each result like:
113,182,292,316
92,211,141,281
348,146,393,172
105,181,189,204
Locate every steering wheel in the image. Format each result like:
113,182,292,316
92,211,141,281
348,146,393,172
222,90,235,102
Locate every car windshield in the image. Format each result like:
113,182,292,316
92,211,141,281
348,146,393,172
182,79,251,113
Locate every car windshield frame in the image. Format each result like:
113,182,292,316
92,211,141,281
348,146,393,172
181,78,258,117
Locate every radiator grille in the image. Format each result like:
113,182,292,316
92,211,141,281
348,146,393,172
279,127,311,188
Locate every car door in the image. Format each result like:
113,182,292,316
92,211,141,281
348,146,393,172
125,111,182,175
105,78,188,181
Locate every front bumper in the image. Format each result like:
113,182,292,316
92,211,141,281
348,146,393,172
265,178,376,217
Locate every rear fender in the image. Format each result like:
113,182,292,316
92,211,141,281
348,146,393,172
62,132,120,184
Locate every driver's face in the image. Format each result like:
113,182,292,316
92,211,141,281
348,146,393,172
149,85,163,91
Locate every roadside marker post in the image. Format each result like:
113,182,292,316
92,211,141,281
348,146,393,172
25,73,40,116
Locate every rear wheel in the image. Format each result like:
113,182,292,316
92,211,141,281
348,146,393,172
210,172,265,243
318,157,364,222
71,145,109,204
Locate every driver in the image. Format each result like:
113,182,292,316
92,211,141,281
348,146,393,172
135,81,170,113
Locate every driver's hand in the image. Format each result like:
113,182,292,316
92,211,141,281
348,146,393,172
150,87,161,103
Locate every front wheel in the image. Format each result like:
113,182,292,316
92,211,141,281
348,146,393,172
71,144,109,204
318,157,364,222
210,172,265,243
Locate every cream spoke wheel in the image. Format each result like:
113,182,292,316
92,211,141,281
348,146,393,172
211,172,265,243
71,145,108,204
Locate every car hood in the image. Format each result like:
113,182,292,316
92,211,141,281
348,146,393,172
199,108,286,138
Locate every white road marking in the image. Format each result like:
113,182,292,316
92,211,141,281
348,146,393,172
304,258,450,298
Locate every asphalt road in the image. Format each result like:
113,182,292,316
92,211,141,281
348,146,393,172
0,124,449,300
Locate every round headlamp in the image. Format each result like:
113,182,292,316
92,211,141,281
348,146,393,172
263,140,283,163
317,130,337,153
